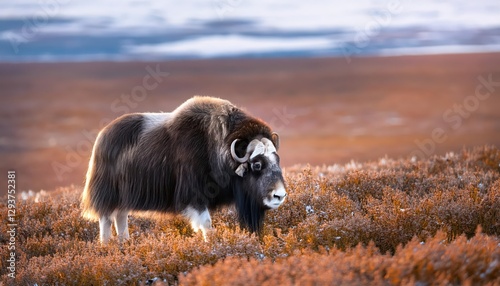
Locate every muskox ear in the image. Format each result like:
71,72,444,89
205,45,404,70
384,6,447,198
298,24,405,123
271,132,280,150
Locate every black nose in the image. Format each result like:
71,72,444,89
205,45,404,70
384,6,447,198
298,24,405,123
273,193,287,200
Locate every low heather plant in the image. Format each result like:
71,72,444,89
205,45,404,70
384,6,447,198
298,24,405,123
1,146,498,285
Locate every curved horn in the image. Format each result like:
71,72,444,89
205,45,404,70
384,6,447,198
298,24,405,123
261,138,277,154
247,139,266,159
231,139,249,163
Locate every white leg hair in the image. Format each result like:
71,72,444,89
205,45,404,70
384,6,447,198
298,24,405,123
182,206,212,241
114,210,130,241
99,215,113,243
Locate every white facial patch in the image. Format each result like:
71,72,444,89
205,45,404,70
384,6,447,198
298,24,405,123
182,206,212,241
263,181,287,209
141,112,174,134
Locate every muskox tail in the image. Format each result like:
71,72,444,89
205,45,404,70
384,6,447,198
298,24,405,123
81,132,121,221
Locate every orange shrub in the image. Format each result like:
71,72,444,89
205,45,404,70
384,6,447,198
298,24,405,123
0,146,498,285
182,229,500,285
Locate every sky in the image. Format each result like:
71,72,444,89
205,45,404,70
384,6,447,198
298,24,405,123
0,0,499,61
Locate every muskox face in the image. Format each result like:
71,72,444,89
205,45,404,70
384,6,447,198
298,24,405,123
247,151,287,209
231,134,287,209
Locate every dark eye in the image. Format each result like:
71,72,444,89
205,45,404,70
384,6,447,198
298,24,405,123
252,162,262,172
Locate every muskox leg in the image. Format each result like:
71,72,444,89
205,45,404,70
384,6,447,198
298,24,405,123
114,210,130,241
182,206,212,241
99,215,113,243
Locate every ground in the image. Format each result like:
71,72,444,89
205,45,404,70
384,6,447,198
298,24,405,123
1,146,499,285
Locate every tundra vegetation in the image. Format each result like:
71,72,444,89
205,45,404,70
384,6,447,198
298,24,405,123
1,146,499,285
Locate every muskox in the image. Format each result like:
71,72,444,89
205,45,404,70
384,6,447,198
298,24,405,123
81,96,287,242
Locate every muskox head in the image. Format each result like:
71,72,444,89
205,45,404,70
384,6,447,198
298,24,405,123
230,133,287,210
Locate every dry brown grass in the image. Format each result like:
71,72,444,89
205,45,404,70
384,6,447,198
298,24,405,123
1,146,499,285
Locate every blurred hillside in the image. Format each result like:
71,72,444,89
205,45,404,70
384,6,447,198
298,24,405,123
1,53,500,194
